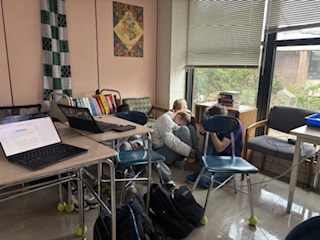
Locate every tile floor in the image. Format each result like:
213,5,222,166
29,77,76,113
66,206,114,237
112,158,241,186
0,163,319,240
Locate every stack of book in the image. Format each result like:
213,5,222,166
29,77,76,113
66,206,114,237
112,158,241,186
218,91,240,107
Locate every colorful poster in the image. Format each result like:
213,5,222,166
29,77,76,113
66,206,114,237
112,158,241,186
113,1,144,57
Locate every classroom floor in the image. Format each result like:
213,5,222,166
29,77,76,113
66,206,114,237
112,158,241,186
1,163,320,240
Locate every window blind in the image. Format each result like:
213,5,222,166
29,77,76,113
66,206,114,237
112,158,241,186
187,0,265,67
266,0,320,34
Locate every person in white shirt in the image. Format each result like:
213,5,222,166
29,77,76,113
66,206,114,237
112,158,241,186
152,110,197,183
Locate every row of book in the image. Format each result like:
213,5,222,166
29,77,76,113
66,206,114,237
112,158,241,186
60,94,120,117
218,91,240,107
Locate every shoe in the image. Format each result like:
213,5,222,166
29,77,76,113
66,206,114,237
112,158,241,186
71,191,90,212
186,173,198,184
184,161,199,172
125,185,138,201
84,188,99,209
165,179,176,187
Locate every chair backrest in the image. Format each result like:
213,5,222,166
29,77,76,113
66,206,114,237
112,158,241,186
268,106,317,134
122,97,153,117
115,111,148,125
0,104,41,118
203,115,240,157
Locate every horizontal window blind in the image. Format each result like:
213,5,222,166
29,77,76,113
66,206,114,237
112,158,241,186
187,0,265,67
266,0,320,33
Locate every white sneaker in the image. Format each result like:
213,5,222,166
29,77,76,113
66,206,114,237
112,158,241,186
71,191,90,212
84,188,99,209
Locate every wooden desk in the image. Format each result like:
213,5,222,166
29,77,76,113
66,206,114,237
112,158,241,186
0,123,117,239
287,125,320,213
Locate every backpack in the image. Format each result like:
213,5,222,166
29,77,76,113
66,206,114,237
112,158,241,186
148,183,204,239
94,192,161,240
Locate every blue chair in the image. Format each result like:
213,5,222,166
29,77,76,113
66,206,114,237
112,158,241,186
115,111,165,203
191,115,259,225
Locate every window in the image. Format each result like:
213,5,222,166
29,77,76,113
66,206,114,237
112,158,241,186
270,45,320,111
192,68,259,111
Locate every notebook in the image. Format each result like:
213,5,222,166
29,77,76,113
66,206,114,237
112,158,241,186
57,104,136,133
0,112,88,170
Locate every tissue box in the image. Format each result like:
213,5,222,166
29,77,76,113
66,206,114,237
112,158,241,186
305,113,320,128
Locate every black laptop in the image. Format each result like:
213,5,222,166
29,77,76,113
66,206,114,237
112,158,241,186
57,104,136,133
0,112,88,170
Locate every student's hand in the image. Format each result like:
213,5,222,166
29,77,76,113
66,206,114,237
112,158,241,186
131,143,140,150
188,148,196,158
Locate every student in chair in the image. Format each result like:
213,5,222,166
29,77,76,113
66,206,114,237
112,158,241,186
186,103,243,188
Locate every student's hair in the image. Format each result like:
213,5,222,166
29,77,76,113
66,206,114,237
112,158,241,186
172,99,187,111
173,110,191,124
204,103,228,118
116,104,131,113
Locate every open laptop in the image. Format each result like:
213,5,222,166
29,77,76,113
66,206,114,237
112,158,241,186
57,104,136,133
0,112,87,170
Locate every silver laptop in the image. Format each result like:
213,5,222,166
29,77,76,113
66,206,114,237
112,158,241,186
0,112,87,170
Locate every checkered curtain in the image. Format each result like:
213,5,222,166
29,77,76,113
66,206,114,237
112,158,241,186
41,0,72,110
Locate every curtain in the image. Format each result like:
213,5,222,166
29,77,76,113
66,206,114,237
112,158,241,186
187,0,265,67
41,0,72,110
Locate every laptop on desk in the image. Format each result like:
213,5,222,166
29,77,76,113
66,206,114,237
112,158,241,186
0,112,88,170
57,104,136,133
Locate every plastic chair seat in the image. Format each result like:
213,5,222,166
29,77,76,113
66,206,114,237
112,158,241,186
203,156,259,174
117,148,165,167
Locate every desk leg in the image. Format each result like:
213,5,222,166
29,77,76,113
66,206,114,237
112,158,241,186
146,137,151,211
313,151,320,188
77,168,86,239
287,139,302,213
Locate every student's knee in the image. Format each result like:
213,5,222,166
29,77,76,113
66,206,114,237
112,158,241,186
175,125,190,138
120,142,132,151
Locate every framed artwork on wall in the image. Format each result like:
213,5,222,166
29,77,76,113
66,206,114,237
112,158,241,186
113,1,144,57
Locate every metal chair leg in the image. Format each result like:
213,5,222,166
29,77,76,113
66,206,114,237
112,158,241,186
246,174,255,218
192,165,206,192
202,174,215,217
120,168,129,204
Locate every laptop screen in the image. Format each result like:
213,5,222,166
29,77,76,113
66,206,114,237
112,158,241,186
0,113,61,157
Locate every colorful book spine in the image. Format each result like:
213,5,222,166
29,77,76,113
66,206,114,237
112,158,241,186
88,98,98,116
92,95,106,115
105,94,115,113
91,98,102,116
98,94,110,114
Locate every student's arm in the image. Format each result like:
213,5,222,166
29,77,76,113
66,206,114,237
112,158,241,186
209,132,231,153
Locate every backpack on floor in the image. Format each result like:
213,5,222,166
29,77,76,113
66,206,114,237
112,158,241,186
148,183,204,239
94,192,161,240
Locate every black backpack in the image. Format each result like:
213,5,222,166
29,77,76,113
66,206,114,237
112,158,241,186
149,183,204,239
94,192,161,240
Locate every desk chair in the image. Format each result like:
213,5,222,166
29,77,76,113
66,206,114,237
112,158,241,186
192,116,259,225
115,111,165,203
244,106,317,187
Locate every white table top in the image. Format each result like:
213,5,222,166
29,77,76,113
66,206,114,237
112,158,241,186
290,125,320,144
72,115,152,142
0,122,117,186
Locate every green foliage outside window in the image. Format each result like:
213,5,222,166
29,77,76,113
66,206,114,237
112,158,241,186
193,68,320,111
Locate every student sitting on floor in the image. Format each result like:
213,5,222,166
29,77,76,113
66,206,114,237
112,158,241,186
152,110,198,184
186,103,243,188
171,98,200,171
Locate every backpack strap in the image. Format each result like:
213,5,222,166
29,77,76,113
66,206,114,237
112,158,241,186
131,193,165,240
127,203,142,240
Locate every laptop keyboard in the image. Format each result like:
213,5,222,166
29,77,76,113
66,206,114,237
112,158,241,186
10,143,87,170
